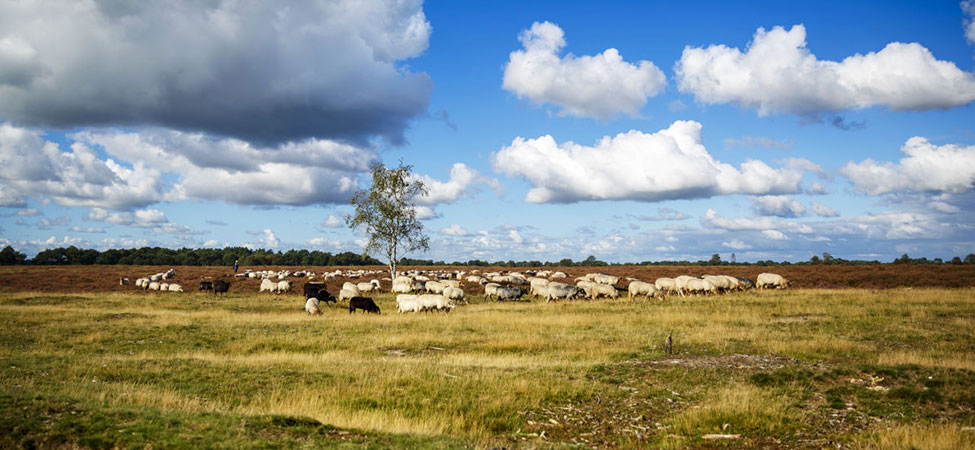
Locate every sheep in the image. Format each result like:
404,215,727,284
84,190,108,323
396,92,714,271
425,280,445,294
305,297,322,315
757,273,790,289
674,275,698,297
483,282,501,299
339,285,360,302
276,280,292,293
396,294,422,313
357,279,381,293
135,278,148,288
588,283,620,300
545,282,581,302
159,283,170,291
737,277,756,290
349,297,381,314
550,271,568,279
148,281,161,291
260,278,276,293
212,280,230,295
442,286,465,303
441,280,460,288
494,286,525,301
703,275,735,293
119,277,130,286
589,273,619,286
529,278,550,297
654,277,678,295
163,268,176,279
392,276,417,293
417,294,455,312
628,281,661,299
685,278,718,295
575,280,595,297
167,284,183,292
150,274,163,282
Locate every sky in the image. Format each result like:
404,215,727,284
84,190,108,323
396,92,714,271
1,0,974,263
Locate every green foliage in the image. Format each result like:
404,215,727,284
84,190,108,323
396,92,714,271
347,160,430,277
0,245,26,265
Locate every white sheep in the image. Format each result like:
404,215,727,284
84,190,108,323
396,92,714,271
417,294,455,312
425,280,445,294
148,281,161,291
396,294,422,313
685,278,718,295
628,281,660,299
529,277,550,297
339,286,359,302
357,279,381,293
276,280,292,293
545,282,580,302
159,283,170,291
167,284,183,292
305,297,322,315
260,278,276,293
442,286,465,303
588,283,619,300
757,273,790,289
654,277,678,295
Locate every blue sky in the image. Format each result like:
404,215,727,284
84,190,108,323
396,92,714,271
1,0,974,262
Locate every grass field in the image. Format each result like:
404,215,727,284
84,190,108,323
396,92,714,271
2,286,974,448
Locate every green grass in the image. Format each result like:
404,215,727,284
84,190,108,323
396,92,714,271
1,288,974,448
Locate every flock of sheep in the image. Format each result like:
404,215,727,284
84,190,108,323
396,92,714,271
122,266,791,316
132,269,184,292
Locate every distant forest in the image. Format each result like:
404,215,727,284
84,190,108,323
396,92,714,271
1,245,974,267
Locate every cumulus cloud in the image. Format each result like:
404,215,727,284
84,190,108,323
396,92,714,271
0,1,432,145
322,215,344,228
440,224,473,237
245,229,279,249
0,123,164,208
502,21,666,119
86,207,167,227
308,237,341,248
750,195,806,217
841,137,975,195
493,120,809,203
415,163,501,206
810,201,839,217
16,208,40,216
70,226,105,233
35,216,70,229
762,229,788,240
702,208,813,234
722,239,751,250
676,24,975,117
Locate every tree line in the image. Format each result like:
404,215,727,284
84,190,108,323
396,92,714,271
3,245,972,267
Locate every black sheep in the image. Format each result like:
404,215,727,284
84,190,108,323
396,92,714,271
316,289,337,304
212,280,230,296
199,281,213,292
349,296,380,314
303,282,326,299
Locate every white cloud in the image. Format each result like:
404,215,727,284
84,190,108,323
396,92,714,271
723,136,794,150
964,1,975,45
307,237,341,248
629,208,690,221
931,201,960,213
493,120,809,203
35,216,70,229
762,230,788,240
502,21,666,119
16,208,40,216
85,207,168,227
440,224,472,237
0,0,432,145
203,240,219,247
810,201,839,217
806,182,828,195
0,123,164,208
702,208,813,235
841,137,975,195
750,195,806,217
676,24,975,116
722,239,751,250
322,215,344,228
415,163,501,206
246,229,279,249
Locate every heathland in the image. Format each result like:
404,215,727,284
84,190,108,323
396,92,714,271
1,265,974,448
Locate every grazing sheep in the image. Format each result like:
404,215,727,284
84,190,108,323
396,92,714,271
588,283,619,300
654,278,678,295
212,280,230,295
392,276,417,293
442,286,465,303
168,284,183,292
685,278,718,295
494,286,525,301
425,280,445,294
349,297,381,314
575,280,595,297
628,281,661,299
158,283,170,291
757,273,790,289
199,281,213,292
357,279,381,293
589,273,619,286
483,282,501,299
276,280,292,294
550,271,568,279
148,281,161,291
417,294,455,312
339,286,360,302
119,277,130,286
674,275,698,297
260,278,276,293
303,282,326,298
305,297,322,315
737,277,756,290
545,282,581,302
529,278,550,297
396,294,421,313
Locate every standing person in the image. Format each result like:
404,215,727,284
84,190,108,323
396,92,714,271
233,259,239,274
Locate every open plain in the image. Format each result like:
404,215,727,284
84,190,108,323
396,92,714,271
1,265,974,448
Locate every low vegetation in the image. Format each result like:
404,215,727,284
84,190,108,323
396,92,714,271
1,285,974,448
